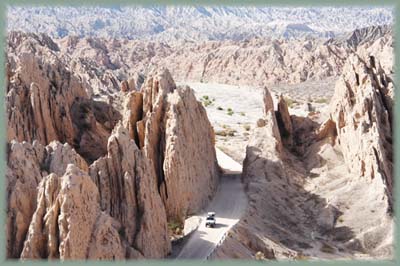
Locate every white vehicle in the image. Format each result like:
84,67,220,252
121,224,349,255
205,212,216,228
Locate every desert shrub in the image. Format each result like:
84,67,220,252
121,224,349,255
255,251,265,260
216,129,236,137
243,125,251,131
203,100,212,107
215,130,227,137
315,97,328,104
320,243,336,254
227,108,234,116
217,106,224,111
284,96,298,108
295,252,309,260
168,220,182,232
240,112,246,116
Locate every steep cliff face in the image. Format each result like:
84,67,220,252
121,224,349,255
89,125,171,258
330,53,393,211
217,46,393,259
125,68,220,222
162,86,219,220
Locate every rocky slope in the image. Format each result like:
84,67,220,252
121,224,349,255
6,32,219,260
52,24,391,89
213,39,394,260
325,24,392,50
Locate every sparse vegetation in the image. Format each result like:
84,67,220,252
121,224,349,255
168,220,183,235
337,216,344,223
295,252,310,260
215,126,237,137
284,96,298,108
227,107,234,116
315,97,328,104
243,124,251,131
320,243,336,254
255,251,265,260
217,106,224,111
201,95,215,107
240,112,246,116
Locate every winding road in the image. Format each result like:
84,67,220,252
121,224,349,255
176,148,247,259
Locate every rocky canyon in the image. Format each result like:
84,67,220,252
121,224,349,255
5,6,394,262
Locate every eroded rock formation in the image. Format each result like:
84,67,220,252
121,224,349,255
21,165,125,259
6,140,88,258
6,31,119,163
6,32,220,260
89,125,171,258
124,68,219,222
216,46,393,259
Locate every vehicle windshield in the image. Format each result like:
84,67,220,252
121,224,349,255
206,217,214,220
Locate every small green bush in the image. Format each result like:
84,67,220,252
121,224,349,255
217,106,224,111
215,129,236,137
284,96,298,108
315,98,328,104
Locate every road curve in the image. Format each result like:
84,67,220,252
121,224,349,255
176,148,247,259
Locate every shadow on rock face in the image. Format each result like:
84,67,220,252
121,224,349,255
240,145,359,255
70,97,122,163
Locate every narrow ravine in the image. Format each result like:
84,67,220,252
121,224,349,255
176,149,247,259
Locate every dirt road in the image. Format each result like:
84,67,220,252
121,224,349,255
176,149,247,259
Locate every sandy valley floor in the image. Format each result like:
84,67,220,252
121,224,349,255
179,80,334,163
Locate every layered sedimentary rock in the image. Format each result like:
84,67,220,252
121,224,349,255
21,165,125,259
122,91,143,144
162,86,219,220
129,68,219,222
330,53,394,210
6,31,118,163
6,31,220,260
6,141,88,258
89,125,171,258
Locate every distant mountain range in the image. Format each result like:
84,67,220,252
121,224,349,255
7,6,393,41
